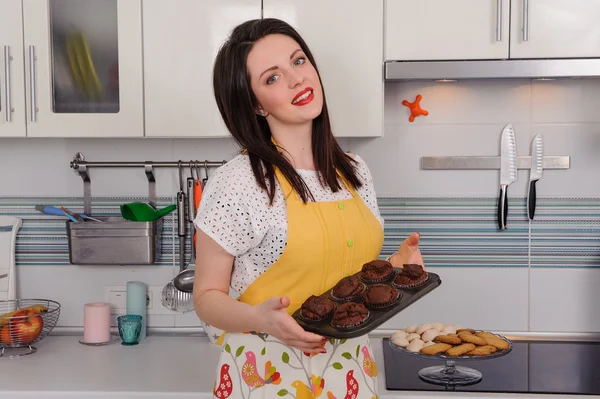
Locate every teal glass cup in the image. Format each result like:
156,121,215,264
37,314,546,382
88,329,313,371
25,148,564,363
117,315,142,346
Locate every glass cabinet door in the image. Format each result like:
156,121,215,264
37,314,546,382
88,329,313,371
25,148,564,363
23,0,143,137
49,0,120,114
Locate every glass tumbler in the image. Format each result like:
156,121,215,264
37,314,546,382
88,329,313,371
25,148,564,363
117,315,142,346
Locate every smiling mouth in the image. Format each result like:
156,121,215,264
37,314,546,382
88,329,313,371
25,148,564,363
292,88,314,106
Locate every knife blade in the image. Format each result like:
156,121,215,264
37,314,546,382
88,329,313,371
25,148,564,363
527,133,544,220
498,124,517,230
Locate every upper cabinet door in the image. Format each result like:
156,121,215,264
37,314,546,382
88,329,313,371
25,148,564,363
263,0,383,137
22,0,144,137
510,0,600,58
385,0,510,61
143,0,260,138
0,1,26,137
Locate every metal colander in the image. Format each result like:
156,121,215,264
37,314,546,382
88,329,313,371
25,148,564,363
0,299,61,357
161,281,194,312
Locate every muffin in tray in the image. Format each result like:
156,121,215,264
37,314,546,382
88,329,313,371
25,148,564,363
330,275,366,301
361,283,401,308
300,295,336,321
393,264,429,288
360,259,395,283
331,302,370,329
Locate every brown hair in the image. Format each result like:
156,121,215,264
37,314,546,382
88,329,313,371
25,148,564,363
212,18,362,204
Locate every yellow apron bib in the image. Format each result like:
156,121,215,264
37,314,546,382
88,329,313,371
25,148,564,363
237,167,383,313
211,167,384,399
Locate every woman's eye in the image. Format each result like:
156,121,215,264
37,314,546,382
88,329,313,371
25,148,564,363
294,57,306,67
266,74,279,84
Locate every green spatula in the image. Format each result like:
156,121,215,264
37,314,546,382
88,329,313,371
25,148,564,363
120,202,176,222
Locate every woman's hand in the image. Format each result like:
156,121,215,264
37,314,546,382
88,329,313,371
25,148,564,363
255,296,327,354
389,232,425,270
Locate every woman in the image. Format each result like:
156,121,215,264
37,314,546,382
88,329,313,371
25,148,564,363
193,18,425,399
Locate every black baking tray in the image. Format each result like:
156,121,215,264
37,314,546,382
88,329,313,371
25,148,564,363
292,268,442,339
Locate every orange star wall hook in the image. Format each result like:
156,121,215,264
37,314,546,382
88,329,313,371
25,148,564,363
402,94,429,122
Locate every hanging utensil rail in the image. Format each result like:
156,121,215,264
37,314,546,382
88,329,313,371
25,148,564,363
69,152,227,215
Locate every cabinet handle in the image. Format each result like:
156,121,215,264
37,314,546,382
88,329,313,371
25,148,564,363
495,0,503,41
522,0,529,41
3,46,12,123
28,45,37,122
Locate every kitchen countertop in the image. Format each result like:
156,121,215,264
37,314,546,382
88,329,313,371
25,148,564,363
0,333,595,399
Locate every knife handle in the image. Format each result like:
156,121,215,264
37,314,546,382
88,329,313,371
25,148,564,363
498,184,508,230
527,180,537,220
177,191,186,237
187,178,195,223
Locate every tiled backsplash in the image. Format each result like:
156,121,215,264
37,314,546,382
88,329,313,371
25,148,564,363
3,197,177,266
2,78,600,334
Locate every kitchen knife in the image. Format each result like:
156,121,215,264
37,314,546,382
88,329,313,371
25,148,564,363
497,124,517,230
527,133,544,220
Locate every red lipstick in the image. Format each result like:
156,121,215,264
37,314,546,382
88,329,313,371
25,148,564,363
292,87,314,106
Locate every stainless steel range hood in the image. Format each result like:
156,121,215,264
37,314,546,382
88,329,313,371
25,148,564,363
384,58,600,81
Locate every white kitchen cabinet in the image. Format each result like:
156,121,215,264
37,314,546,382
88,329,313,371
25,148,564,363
385,0,510,61
510,0,600,59
143,0,260,138
263,0,383,137
22,0,144,137
0,1,27,137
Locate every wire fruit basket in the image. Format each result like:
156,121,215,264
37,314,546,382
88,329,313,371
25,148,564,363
0,299,61,357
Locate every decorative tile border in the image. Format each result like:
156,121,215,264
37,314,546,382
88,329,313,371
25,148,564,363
528,199,600,268
378,197,529,267
0,197,178,266
379,197,600,269
1,197,599,268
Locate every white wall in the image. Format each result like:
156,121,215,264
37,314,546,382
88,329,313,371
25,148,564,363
357,79,600,199
354,78,600,333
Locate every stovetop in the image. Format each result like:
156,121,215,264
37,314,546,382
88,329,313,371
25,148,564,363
383,338,600,395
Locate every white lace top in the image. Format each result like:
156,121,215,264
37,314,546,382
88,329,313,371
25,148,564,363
193,153,384,293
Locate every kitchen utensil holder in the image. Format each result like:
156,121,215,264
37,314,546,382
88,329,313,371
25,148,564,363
66,216,163,265
420,155,570,170
67,152,228,265
70,152,227,215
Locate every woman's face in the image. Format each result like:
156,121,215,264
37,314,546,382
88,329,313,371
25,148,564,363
247,34,323,126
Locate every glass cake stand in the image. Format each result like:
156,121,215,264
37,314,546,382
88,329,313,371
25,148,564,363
389,334,513,388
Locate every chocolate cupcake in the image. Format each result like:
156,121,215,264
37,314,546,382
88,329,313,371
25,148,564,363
331,302,370,329
393,264,428,288
361,284,401,308
300,295,336,321
331,275,366,301
360,260,395,283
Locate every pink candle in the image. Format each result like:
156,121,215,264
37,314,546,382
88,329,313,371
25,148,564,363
83,302,111,343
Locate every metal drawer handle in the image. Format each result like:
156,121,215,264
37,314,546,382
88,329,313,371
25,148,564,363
523,0,530,41
496,0,503,41
3,46,12,122
29,45,37,122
